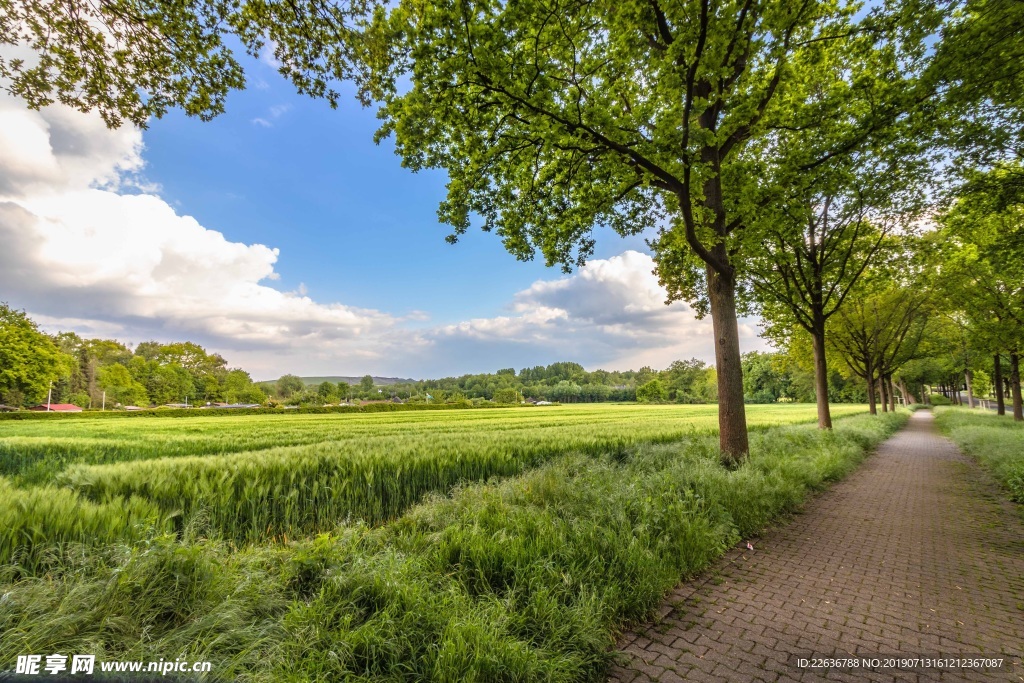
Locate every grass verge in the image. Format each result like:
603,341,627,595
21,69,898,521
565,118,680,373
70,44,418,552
934,407,1024,503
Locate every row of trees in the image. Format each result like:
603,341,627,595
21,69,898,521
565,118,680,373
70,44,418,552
263,355,874,407
4,0,1023,460
0,305,266,409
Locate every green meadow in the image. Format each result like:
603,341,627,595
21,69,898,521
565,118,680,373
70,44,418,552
0,403,900,681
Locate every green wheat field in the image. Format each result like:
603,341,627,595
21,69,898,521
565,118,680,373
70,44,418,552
1,403,901,682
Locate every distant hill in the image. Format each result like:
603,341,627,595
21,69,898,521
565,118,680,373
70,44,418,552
257,375,417,388
299,376,417,386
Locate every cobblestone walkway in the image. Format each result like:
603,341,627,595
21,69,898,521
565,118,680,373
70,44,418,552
609,410,1024,682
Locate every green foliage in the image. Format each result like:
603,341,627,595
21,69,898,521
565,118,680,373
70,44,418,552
336,381,351,400
635,379,668,404
928,0,1024,167
0,303,73,406
360,375,375,393
96,364,149,407
742,351,796,404
147,364,195,405
0,477,166,573
935,408,1024,502
0,0,247,127
491,388,519,404
276,374,306,399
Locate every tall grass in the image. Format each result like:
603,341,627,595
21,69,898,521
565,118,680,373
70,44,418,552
0,404,867,485
1,411,905,682
0,477,166,574
934,407,1024,502
2,406,867,557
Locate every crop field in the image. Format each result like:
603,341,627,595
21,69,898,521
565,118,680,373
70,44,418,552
0,403,897,682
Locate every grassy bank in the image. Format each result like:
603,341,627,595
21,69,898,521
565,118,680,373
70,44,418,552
934,407,1024,503
1,411,905,682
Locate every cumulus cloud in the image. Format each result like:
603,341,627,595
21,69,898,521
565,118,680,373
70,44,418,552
0,94,417,376
0,94,768,379
421,251,769,375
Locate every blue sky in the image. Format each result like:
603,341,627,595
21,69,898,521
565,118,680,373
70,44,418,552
142,54,652,324
0,52,768,380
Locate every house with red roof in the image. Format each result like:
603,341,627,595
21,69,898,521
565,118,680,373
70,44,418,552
29,403,84,412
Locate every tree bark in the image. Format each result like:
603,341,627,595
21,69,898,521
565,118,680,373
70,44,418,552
887,375,896,412
866,366,877,415
994,354,1005,415
707,264,749,464
965,368,975,408
810,328,832,429
899,378,916,405
880,375,889,412
1011,351,1023,422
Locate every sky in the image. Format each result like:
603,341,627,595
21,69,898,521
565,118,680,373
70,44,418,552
0,52,771,381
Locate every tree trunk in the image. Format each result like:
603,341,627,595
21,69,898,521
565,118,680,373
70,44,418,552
965,368,975,408
880,375,889,412
1011,351,1023,422
706,264,749,464
900,379,916,405
866,366,877,415
887,375,896,412
810,328,832,429
994,354,1005,416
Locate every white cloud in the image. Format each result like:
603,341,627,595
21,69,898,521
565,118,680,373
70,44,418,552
269,104,292,118
0,94,419,377
0,94,769,379
421,251,770,375
250,104,290,129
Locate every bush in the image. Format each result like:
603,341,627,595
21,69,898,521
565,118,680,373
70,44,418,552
636,379,668,403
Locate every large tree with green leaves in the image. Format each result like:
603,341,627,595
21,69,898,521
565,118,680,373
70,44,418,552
0,303,73,406
938,165,1024,419
320,0,925,462
747,154,924,428
828,282,931,414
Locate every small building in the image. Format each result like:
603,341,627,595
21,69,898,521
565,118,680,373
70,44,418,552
29,403,83,412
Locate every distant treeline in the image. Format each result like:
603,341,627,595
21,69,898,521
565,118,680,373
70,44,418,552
1,304,265,409
2,304,871,411
268,355,869,406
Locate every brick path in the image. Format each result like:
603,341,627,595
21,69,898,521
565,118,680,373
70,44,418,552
609,410,1024,682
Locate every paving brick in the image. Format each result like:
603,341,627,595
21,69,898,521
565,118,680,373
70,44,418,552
609,411,1024,682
